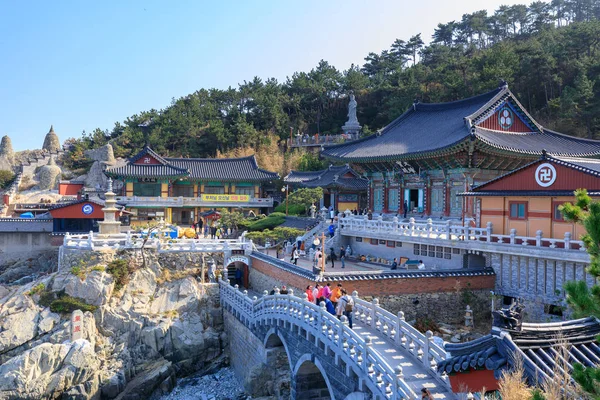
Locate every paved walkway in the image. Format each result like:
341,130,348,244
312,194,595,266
352,320,454,399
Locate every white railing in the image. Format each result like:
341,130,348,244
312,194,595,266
62,231,252,253
114,196,273,207
220,280,450,400
340,215,585,252
352,296,446,374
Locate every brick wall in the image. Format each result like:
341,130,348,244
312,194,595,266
250,257,495,323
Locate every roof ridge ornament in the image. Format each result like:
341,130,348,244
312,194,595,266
542,149,547,159
498,79,508,89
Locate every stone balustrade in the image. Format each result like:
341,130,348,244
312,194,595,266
62,231,252,253
339,215,585,252
220,279,449,399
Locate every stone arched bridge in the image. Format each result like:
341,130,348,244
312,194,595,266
220,280,456,400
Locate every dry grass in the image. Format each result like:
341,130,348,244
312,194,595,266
498,353,533,400
539,335,582,400
156,268,198,284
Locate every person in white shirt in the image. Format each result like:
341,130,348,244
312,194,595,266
417,260,425,270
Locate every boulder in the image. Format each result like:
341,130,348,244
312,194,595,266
38,156,61,190
0,340,99,400
60,271,115,306
0,295,40,353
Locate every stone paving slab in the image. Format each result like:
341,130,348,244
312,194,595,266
352,322,454,399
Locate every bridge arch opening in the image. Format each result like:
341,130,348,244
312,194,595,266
293,356,336,400
263,331,292,398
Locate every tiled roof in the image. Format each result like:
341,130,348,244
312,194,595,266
465,154,600,195
105,147,278,181
105,164,189,179
0,218,53,232
475,128,600,157
279,217,320,230
322,85,600,162
322,88,503,162
438,317,600,383
285,165,368,190
48,198,106,211
166,156,278,182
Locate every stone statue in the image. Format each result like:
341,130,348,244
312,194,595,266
341,92,361,136
310,203,317,219
347,94,358,125
492,300,524,331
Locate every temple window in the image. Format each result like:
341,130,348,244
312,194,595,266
509,201,527,220
133,183,161,197
235,187,254,196
552,201,566,221
204,186,225,194
172,184,193,197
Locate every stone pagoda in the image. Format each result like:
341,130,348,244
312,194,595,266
341,92,361,137
98,178,121,236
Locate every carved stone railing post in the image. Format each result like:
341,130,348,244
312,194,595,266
445,220,452,240
486,222,493,242
564,232,572,249
536,230,543,247
395,311,404,345
392,216,398,232
423,331,433,369
426,218,433,237
409,217,415,235
510,228,517,245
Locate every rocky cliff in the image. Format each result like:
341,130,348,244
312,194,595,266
0,249,226,400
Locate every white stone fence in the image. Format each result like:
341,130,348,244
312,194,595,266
220,279,448,400
62,231,252,253
339,215,585,252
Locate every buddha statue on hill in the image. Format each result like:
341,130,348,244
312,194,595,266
341,92,361,137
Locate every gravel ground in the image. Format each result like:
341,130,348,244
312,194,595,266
160,367,248,400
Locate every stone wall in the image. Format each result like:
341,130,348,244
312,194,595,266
224,310,266,388
490,252,591,321
341,235,465,269
249,256,494,324
0,232,54,254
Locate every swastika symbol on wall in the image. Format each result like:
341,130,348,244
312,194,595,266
535,163,557,187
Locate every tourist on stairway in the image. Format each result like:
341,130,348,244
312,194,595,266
421,388,433,399
305,285,314,302
329,247,336,268
319,296,336,315
330,283,342,309
313,284,321,304
339,289,354,329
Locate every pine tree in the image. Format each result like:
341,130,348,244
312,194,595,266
560,188,600,397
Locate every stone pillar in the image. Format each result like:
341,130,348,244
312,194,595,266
71,310,84,341
98,178,122,236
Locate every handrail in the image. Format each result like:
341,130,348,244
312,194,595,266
219,280,427,399
62,231,252,253
340,216,586,252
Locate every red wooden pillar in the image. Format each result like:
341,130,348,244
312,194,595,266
425,184,431,215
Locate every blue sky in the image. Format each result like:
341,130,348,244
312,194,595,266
0,0,524,151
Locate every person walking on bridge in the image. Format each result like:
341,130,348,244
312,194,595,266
319,296,336,315
339,289,354,329
306,285,314,302
330,283,342,309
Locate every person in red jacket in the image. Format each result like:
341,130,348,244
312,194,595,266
305,285,314,302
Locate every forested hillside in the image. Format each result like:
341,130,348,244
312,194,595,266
64,0,600,173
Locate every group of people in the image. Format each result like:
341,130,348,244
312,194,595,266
390,258,426,270
304,282,355,328
191,218,229,240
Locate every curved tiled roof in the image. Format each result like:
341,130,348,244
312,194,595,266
438,317,600,384
475,127,600,157
322,88,503,162
105,147,278,181
322,85,600,162
285,165,369,190
166,156,279,182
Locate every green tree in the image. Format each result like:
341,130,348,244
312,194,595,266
560,189,600,397
297,152,325,171
0,170,15,189
287,187,324,215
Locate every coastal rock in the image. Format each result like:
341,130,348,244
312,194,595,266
0,295,40,353
60,271,115,306
0,340,99,400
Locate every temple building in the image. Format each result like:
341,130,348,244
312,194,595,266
104,146,278,225
322,82,600,219
284,165,369,211
460,152,600,238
